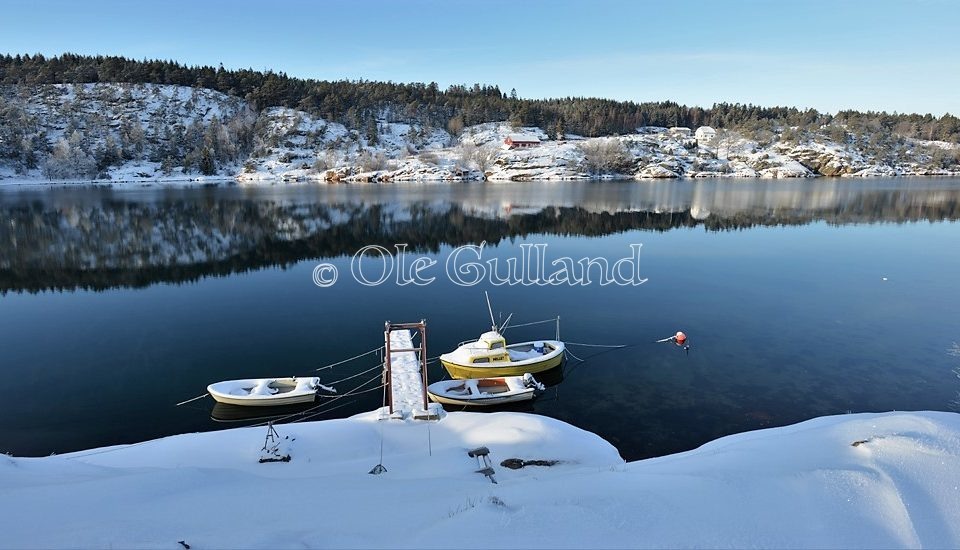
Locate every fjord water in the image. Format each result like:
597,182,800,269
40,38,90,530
1,178,959,461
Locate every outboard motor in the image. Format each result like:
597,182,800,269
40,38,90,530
522,373,546,392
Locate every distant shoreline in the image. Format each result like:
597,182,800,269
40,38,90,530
4,172,960,190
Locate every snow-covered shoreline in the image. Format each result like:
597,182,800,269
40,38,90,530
3,410,959,548
3,84,959,187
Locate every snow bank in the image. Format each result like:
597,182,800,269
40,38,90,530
2,411,959,548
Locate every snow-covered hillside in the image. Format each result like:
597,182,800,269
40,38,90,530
235,106,456,183
1,83,959,185
2,411,958,548
0,83,251,182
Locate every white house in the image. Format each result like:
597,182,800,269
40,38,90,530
695,126,717,144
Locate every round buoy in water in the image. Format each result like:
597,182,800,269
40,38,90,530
675,331,687,345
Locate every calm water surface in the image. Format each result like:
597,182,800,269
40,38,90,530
1,178,959,461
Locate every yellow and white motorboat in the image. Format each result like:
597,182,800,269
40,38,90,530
439,331,564,379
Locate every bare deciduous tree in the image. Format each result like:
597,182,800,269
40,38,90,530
578,138,632,175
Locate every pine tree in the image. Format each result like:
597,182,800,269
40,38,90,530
199,147,215,175
365,116,379,146
160,156,175,176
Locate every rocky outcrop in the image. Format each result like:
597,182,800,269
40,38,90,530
786,146,864,176
636,164,679,179
757,164,815,178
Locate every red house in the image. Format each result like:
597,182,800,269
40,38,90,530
504,134,541,149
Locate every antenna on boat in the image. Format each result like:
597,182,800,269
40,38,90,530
498,312,513,333
485,291,497,332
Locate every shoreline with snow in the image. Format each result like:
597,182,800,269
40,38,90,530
3,84,959,187
5,170,960,190
3,410,959,548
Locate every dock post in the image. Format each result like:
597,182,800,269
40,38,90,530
420,319,429,412
384,321,393,414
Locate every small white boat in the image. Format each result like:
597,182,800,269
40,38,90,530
207,377,335,406
427,373,545,407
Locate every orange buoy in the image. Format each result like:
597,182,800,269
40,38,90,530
674,331,687,345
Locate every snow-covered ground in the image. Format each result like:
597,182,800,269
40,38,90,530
3,410,958,548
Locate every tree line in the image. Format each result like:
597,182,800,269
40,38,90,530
2,53,958,143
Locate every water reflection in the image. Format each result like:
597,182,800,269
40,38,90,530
2,179,959,293
211,400,329,423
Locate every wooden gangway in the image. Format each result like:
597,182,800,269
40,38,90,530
382,320,441,420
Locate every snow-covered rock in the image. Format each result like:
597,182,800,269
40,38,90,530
636,164,679,179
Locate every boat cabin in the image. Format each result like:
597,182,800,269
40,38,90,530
479,331,506,350
465,331,510,363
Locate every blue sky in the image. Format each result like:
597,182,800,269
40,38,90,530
2,0,958,115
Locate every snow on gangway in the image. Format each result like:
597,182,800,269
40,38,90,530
382,321,443,421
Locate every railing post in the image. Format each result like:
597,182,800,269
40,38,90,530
384,321,393,414
420,319,429,412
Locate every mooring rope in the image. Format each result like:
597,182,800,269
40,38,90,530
564,341,627,348
315,346,384,372
254,372,386,427
503,317,557,330
175,393,209,407
283,374,385,423
324,362,384,386
293,398,360,423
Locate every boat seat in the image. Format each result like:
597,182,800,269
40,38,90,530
294,377,318,391
250,380,278,395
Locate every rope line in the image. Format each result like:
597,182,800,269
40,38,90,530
324,362,385,386
294,399,360,423
175,393,209,407
315,346,384,372
264,373,386,426
564,341,627,348
503,317,557,330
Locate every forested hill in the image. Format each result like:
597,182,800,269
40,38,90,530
1,53,958,142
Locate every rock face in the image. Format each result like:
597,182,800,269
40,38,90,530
786,145,864,177
636,164,679,179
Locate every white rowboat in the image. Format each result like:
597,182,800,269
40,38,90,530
427,373,545,407
207,377,334,406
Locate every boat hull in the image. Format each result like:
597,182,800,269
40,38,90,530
426,376,540,407
427,390,536,407
440,341,564,379
207,377,320,407
207,392,317,407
